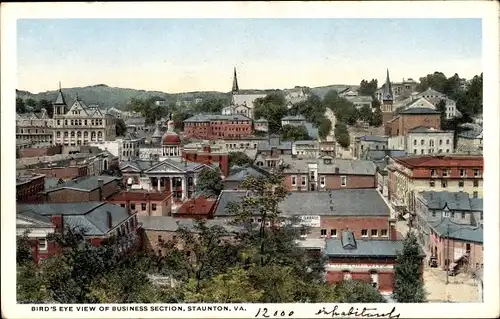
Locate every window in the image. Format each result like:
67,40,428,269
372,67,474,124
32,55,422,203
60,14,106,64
370,271,379,288
371,229,378,237
461,212,466,219
480,212,483,220
451,212,455,218
413,139,417,145
446,139,450,145
158,235,163,242
320,229,327,237
441,180,447,188
130,203,136,210
446,149,450,153
442,169,449,177
473,180,479,187
152,203,157,211
432,211,436,217
420,139,424,145
343,271,352,281
443,210,450,218
141,203,147,211
301,176,307,186
340,176,347,187
120,204,125,207
429,180,435,187
460,169,466,177
430,169,437,177
361,229,368,237
473,191,478,198
38,238,47,251
439,139,443,145
429,140,434,147
320,176,325,186
380,229,388,237
459,180,464,187
291,176,297,186
473,169,480,177
330,229,337,237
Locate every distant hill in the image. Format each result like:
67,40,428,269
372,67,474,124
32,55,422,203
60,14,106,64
16,83,360,109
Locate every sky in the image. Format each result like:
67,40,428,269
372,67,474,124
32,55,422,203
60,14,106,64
17,18,482,94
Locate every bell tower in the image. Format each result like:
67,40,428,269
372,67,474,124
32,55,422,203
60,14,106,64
53,81,67,117
381,69,394,123
231,67,239,94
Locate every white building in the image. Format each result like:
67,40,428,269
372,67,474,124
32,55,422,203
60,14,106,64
16,108,53,144
396,95,459,120
139,120,182,161
388,126,454,155
292,140,319,158
345,95,373,110
456,123,483,154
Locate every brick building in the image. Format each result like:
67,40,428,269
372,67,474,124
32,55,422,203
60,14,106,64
173,193,217,219
387,155,484,220
16,108,53,145
18,144,62,159
16,173,46,203
41,175,121,203
224,165,268,190
107,190,173,217
183,114,253,140
385,108,441,137
17,202,140,263
322,231,425,295
182,142,230,178
212,189,397,241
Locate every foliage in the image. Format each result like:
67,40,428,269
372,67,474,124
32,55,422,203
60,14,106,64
323,90,359,125
436,100,447,128
334,122,350,148
254,94,289,134
280,124,310,141
196,167,224,196
288,95,326,127
228,152,254,168
16,98,27,113
17,261,52,303
172,109,194,130
392,232,427,303
359,104,373,123
115,118,127,136
358,79,378,97
334,280,387,303
370,107,383,127
17,232,33,265
192,98,228,114
318,117,332,140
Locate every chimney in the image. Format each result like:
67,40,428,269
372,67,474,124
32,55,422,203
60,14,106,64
98,178,104,201
390,222,397,240
106,211,113,230
51,215,64,232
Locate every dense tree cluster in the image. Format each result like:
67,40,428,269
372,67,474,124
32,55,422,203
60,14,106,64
196,167,224,196
280,124,310,141
17,169,390,304
228,152,254,168
16,98,53,117
115,118,127,136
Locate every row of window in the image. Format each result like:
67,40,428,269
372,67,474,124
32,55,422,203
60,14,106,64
318,228,388,238
56,119,105,126
120,202,158,211
414,148,450,154
17,128,51,134
292,176,347,187
56,131,104,138
414,139,451,146
429,179,480,188
431,210,483,220
430,168,481,178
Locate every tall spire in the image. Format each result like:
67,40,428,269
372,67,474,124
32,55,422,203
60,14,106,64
382,68,393,101
58,81,61,90
232,67,239,94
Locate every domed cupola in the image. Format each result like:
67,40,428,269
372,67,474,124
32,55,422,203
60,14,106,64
161,120,181,158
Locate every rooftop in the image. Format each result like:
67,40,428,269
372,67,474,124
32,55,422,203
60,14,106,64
225,165,268,182
184,114,251,123
138,215,241,233
282,115,306,121
394,155,483,168
408,126,451,134
418,191,483,212
317,158,377,175
429,218,483,243
107,191,172,202
17,202,131,236
399,107,440,115
44,175,120,193
16,173,45,186
359,135,388,143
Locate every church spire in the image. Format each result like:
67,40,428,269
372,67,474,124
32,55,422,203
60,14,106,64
232,67,239,94
383,68,393,101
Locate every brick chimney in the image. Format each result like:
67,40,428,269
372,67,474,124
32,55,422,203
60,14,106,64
98,178,104,200
390,222,397,240
51,215,64,232
106,211,112,230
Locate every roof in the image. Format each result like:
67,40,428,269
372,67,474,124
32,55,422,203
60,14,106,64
53,89,67,105
361,149,407,161
408,126,450,134
184,114,251,123
419,191,473,211
224,166,267,182
325,233,419,258
212,189,390,217
394,155,483,168
317,159,377,175
417,87,445,98
138,215,241,233
17,202,131,236
232,93,267,107
429,218,483,243
44,178,64,190
120,160,159,172
399,107,440,115
282,115,306,121
345,95,373,103
108,191,171,202
254,118,268,123
43,175,120,193
16,173,45,186
359,135,387,143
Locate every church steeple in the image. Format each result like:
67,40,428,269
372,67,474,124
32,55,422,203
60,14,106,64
382,69,393,102
232,67,239,94
53,82,67,116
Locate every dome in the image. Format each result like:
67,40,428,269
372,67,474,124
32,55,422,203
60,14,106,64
161,120,180,145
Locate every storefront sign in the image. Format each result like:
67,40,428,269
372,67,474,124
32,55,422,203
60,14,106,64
299,215,321,228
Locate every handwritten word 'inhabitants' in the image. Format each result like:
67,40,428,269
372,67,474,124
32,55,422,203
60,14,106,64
315,306,400,319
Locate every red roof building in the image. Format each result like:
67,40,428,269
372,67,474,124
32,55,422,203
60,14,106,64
107,190,173,217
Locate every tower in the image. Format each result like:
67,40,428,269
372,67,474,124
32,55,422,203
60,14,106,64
381,69,394,123
232,67,239,94
52,81,67,117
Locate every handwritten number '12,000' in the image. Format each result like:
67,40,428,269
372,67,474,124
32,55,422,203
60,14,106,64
254,308,294,318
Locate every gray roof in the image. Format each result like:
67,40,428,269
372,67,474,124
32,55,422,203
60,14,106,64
419,191,474,211
345,95,373,103
138,215,241,233
277,141,293,150
225,166,267,182
54,89,67,105
255,118,268,123
469,198,483,212
124,117,146,126
120,160,159,172
359,135,387,143
213,189,390,217
317,159,377,175
361,149,407,161
17,202,130,236
184,114,251,123
44,178,64,190
399,108,440,115
44,175,120,193
304,122,319,139
294,140,318,146
409,126,448,133
429,218,483,243
325,233,411,258
282,115,306,121
457,123,483,139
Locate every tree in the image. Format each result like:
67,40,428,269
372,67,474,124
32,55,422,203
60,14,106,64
17,232,33,265
193,98,227,114
280,124,310,141
318,117,332,140
436,99,447,128
16,98,26,114
417,72,448,93
358,79,378,97
334,122,350,148
228,152,254,168
370,107,383,127
392,232,427,303
359,105,373,123
322,90,340,108
115,118,127,136
196,167,224,195
334,280,387,303
172,109,194,130
25,98,37,108
254,102,288,134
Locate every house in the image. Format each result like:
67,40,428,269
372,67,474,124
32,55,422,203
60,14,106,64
353,135,388,159
16,108,54,145
172,193,217,219
17,202,140,262
292,140,319,158
323,231,425,295
17,173,45,203
183,114,253,140
254,118,269,133
388,126,454,155
212,189,396,241
223,165,268,190
107,190,173,217
385,108,441,137
345,95,373,110
281,115,306,127
181,142,230,178
41,175,122,203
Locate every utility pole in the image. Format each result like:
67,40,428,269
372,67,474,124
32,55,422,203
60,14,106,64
446,222,450,285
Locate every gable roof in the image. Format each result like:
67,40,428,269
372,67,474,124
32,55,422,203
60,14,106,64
184,114,251,123
145,159,210,174
419,191,472,211
394,155,483,168
408,126,450,133
399,108,440,115
224,165,267,182
429,218,483,243
317,159,377,175
43,175,120,193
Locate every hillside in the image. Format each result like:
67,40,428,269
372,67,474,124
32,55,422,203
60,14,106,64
16,83,359,109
